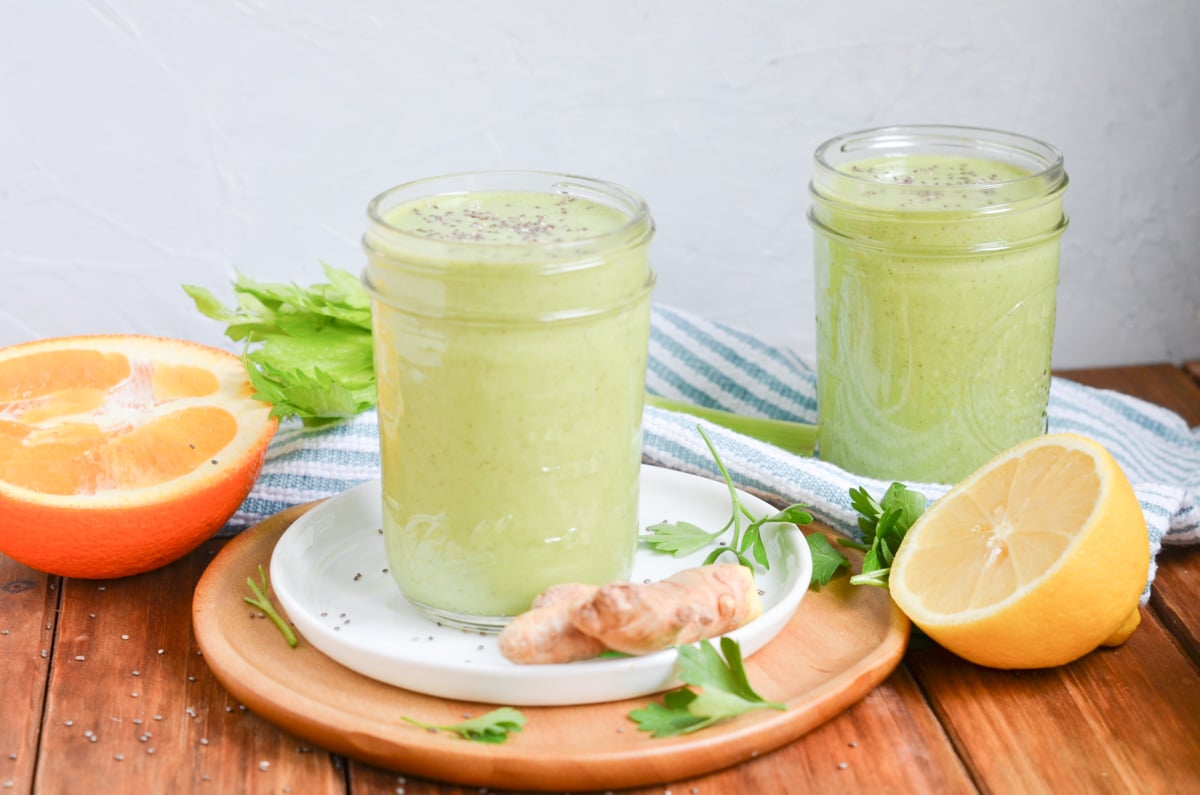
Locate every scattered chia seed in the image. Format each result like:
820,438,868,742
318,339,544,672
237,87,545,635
74,655,85,662
258,761,270,771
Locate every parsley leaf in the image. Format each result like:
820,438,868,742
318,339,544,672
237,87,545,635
846,483,927,588
643,427,813,571
629,637,785,737
243,564,298,648
402,707,526,744
642,520,723,557
806,533,851,586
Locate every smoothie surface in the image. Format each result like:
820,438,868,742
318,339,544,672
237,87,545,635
835,154,1038,211
381,190,631,246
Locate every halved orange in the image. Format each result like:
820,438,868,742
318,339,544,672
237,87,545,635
889,432,1149,669
0,335,277,579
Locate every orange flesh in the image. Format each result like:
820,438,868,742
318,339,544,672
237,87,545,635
902,447,1099,613
0,349,236,496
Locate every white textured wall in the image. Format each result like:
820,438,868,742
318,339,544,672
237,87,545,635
2,0,1198,367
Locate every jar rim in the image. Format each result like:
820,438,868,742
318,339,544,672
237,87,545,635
365,169,653,253
813,124,1066,191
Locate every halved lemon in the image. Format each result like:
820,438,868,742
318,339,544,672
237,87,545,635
0,335,277,579
889,432,1149,669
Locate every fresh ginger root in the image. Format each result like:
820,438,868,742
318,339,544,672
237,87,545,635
496,583,607,664
497,563,761,664
571,563,762,655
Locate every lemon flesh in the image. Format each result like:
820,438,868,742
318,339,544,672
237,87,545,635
889,432,1149,669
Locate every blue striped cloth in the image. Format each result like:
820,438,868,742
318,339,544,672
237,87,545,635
227,304,1200,596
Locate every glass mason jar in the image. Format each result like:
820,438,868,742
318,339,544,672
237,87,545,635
362,171,656,631
808,125,1069,484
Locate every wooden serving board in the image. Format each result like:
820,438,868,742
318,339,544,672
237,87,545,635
192,502,909,792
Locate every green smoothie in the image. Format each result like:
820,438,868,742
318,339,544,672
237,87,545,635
363,177,654,628
810,144,1068,484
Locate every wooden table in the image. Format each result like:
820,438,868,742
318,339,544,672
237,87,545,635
3,364,1199,794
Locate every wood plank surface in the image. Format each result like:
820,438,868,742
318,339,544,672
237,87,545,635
28,540,345,795
344,665,978,795
5,362,1198,794
0,557,58,794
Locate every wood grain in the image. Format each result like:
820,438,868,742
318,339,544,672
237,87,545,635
28,539,344,795
192,513,911,792
0,555,58,794
908,607,1200,794
8,362,1199,794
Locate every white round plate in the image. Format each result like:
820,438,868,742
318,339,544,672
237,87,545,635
269,464,812,706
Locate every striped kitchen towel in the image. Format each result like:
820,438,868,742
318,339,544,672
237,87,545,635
226,304,1200,594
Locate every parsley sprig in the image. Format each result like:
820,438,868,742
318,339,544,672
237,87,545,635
244,564,298,648
402,707,526,744
807,483,927,588
629,637,785,737
643,427,814,570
